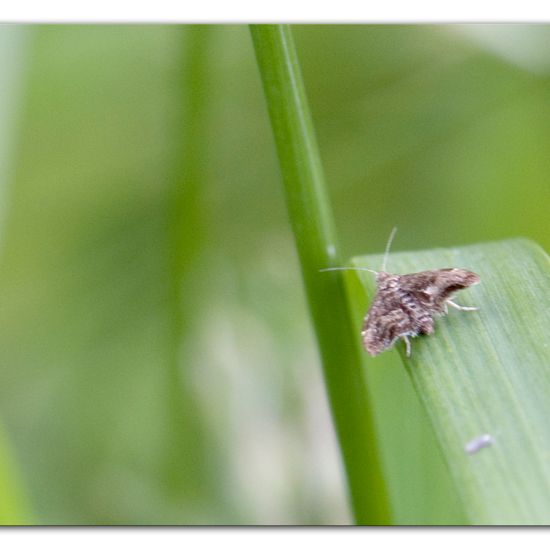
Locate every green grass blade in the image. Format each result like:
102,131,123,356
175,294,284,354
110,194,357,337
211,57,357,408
0,26,33,525
346,270,466,524
161,24,215,502
250,24,391,524
0,423,32,524
349,238,550,524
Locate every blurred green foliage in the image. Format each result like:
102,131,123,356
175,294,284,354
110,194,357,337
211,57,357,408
0,24,547,524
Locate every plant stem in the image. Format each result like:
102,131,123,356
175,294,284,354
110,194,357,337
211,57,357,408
250,24,391,524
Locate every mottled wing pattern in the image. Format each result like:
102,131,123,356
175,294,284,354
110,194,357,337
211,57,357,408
361,268,479,356
362,298,413,356
397,270,449,314
398,268,480,312
362,273,434,356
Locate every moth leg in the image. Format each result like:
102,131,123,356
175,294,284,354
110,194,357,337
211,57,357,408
402,335,411,357
447,299,478,311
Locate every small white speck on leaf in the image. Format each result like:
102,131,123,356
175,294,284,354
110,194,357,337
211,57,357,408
464,433,494,455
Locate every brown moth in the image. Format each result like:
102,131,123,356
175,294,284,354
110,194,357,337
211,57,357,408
322,228,480,357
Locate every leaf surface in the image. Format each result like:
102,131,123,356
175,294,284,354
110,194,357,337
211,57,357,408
349,238,550,524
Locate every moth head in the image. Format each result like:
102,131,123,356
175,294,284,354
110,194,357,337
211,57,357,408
375,271,392,284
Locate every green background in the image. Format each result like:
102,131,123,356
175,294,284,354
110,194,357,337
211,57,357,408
0,25,548,524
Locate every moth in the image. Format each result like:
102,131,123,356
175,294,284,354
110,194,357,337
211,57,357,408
322,228,480,357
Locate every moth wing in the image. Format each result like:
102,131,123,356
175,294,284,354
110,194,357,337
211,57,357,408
397,271,440,293
362,294,413,356
362,290,394,330
398,269,479,309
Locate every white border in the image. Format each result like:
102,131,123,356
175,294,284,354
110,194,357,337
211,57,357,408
0,0,550,23
0,529,549,550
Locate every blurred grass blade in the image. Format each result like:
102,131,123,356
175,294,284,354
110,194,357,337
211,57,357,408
250,24,391,524
349,238,550,524
161,24,215,502
0,27,27,238
0,26,32,525
0,423,32,524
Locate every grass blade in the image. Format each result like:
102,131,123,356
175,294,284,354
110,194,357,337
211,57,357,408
250,25,391,524
0,26,33,525
349,238,550,524
0,423,32,524
162,24,214,502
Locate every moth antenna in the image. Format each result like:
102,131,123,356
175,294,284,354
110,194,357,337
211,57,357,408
381,226,398,272
319,267,378,276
